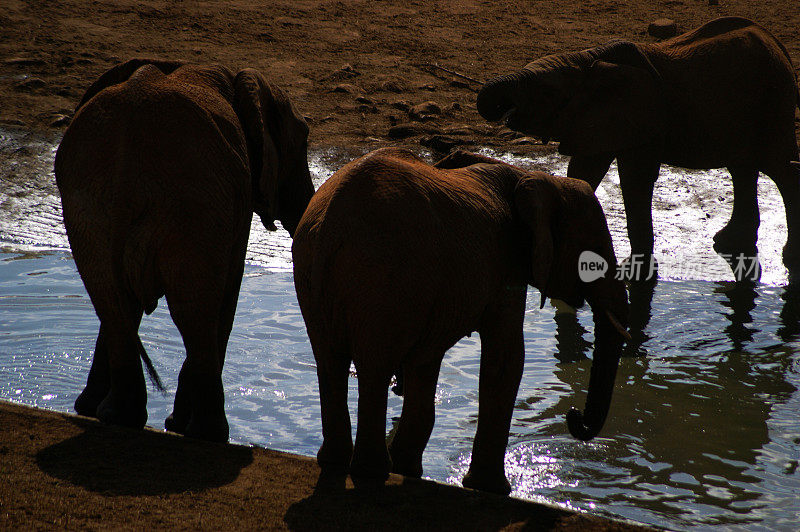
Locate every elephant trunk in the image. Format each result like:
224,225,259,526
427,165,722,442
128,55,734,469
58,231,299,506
568,280,628,441
278,162,315,238
476,71,531,122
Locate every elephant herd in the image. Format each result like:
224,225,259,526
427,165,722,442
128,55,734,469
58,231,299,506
54,17,800,495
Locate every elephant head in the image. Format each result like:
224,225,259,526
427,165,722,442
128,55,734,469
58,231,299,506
514,173,629,440
477,42,664,155
74,59,314,237
233,70,314,236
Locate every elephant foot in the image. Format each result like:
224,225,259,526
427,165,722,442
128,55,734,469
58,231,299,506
713,236,761,283
184,412,229,443
74,384,109,418
350,446,391,481
462,466,511,495
164,411,189,435
783,243,800,286
96,391,147,429
317,439,354,472
388,444,423,478
617,254,658,283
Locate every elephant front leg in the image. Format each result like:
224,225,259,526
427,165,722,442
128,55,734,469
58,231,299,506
713,166,761,282
765,161,800,283
387,354,443,478
567,153,615,191
462,302,525,495
617,152,660,282
75,324,111,417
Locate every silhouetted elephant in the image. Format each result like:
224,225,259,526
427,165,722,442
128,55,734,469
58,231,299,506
292,148,630,494
55,59,315,441
478,17,800,282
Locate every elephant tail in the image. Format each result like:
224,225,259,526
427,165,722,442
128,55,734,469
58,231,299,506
137,336,166,394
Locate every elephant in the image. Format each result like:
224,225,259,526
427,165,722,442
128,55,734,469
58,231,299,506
477,16,800,283
54,59,315,442
292,148,630,494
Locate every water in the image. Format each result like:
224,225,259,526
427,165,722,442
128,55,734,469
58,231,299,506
1,128,799,530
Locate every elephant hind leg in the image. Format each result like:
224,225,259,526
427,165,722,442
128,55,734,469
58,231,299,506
388,353,443,478
713,166,761,282
94,313,148,429
75,323,111,418
350,357,393,481
314,345,354,471
163,259,229,443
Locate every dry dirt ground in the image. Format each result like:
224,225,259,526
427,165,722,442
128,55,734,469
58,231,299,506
2,0,799,153
2,0,800,529
0,401,650,530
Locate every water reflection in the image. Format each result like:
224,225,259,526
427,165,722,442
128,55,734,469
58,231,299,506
500,281,800,528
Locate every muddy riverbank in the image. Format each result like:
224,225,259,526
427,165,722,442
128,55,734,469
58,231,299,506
2,0,799,154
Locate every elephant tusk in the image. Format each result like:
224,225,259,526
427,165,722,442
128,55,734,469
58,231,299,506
604,309,631,341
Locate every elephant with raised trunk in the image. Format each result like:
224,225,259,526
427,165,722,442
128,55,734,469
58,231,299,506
55,59,314,442
478,17,800,282
292,148,630,494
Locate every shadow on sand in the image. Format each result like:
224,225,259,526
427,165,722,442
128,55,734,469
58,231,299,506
35,416,253,496
283,470,577,530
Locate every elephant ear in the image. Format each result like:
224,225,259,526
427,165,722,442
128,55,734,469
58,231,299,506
556,43,664,155
514,177,560,301
232,68,283,229
76,58,185,112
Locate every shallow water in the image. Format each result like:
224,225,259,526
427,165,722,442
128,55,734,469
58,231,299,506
1,129,799,530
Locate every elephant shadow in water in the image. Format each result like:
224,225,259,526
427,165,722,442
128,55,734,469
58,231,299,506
283,471,575,530
35,416,252,496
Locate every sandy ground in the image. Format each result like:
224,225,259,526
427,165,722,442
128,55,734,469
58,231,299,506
2,0,800,528
0,401,650,530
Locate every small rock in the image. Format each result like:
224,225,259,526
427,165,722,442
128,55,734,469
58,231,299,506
358,104,378,114
76,58,94,65
450,78,469,89
355,95,374,105
331,83,363,94
496,127,525,140
388,123,422,139
511,137,539,145
420,135,469,153
442,126,473,136
380,80,404,93
386,113,401,126
320,115,335,123
4,57,45,67
409,101,442,122
419,84,437,91
14,78,46,92
50,114,71,127
648,18,677,39
391,100,411,112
